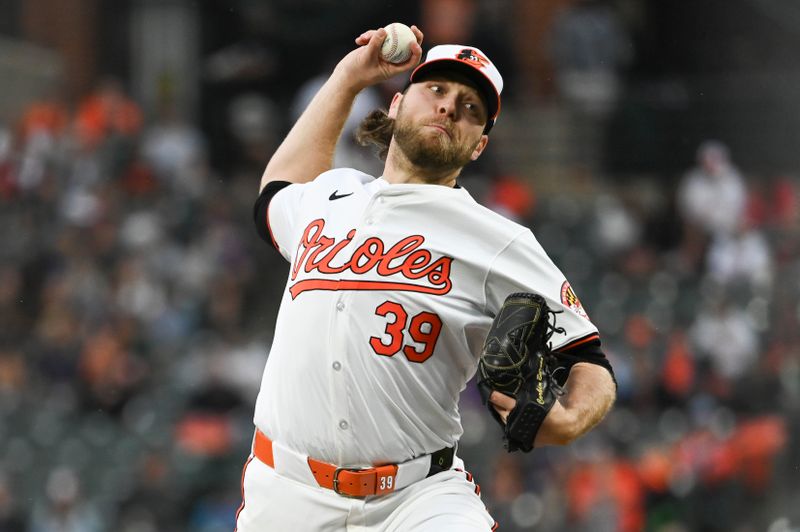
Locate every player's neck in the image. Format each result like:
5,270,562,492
382,144,461,187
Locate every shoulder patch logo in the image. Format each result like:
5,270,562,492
561,281,589,320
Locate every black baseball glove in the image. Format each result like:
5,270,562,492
476,292,565,452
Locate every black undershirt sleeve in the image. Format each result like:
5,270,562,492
253,181,292,250
552,337,616,388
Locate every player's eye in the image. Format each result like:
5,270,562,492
464,102,483,117
429,84,443,94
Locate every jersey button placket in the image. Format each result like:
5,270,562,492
362,194,384,228
330,293,351,450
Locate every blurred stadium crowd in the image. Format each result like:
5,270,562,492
1,1,800,531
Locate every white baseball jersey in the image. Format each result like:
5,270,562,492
254,169,599,467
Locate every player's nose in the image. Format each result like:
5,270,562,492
437,96,458,119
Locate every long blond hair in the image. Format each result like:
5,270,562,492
355,109,394,161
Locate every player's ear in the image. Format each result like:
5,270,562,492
387,92,403,119
470,135,489,161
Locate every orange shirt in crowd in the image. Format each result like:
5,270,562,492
18,100,69,142
76,89,143,148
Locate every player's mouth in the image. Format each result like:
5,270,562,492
426,123,453,139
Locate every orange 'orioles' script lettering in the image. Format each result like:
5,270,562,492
289,219,453,299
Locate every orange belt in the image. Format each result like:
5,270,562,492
254,429,399,497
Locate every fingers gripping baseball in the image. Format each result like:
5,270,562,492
337,25,423,90
356,25,423,58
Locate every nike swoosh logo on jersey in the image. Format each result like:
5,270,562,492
329,190,353,201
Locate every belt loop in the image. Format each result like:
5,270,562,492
253,429,274,468
427,446,455,477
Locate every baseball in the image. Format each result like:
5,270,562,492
381,23,415,64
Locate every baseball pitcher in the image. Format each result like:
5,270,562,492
237,24,616,531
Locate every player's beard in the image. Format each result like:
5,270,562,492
392,109,479,174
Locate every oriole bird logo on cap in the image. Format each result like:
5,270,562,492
456,48,489,69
